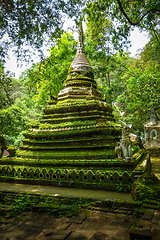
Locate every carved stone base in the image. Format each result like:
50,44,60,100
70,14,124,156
123,157,132,163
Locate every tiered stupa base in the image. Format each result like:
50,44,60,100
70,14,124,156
18,98,120,160
0,149,149,192
0,24,150,191
0,97,149,192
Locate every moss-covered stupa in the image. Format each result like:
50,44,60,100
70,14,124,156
0,24,149,191
18,24,121,161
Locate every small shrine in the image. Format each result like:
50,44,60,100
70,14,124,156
145,106,160,149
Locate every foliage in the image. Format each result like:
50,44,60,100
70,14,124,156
134,178,160,202
85,34,133,104
0,62,41,146
1,0,159,63
0,0,84,62
19,63,41,98
132,173,160,201
0,105,27,136
85,1,131,52
4,131,27,148
84,1,160,132
2,194,90,218
0,96,42,135
85,0,160,47
115,38,160,132
0,62,14,109
0,74,43,146
116,183,131,193
115,0,160,26
35,32,77,104
18,32,77,106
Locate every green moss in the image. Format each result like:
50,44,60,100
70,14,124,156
56,98,110,109
3,67,126,193
0,158,131,172
21,135,119,147
0,192,91,217
7,146,17,157
42,109,114,122
23,127,121,141
43,99,114,117
39,118,98,127
133,149,145,165
20,143,116,151
42,109,111,119
0,163,134,190
16,149,116,160
38,118,119,131
66,71,94,81
64,79,96,87
133,174,160,202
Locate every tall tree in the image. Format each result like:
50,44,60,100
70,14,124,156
0,0,84,62
85,25,133,104
19,32,77,105
0,62,13,109
1,0,159,62
115,38,160,132
85,0,160,48
19,63,41,98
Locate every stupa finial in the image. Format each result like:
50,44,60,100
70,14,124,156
77,21,85,54
69,21,93,74
150,106,156,122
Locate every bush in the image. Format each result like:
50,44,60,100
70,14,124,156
133,173,160,201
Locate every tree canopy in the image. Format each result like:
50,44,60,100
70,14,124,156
0,62,13,109
1,0,159,62
12,31,159,135
0,0,84,61
0,0,159,145
19,32,77,106
85,0,160,53
115,36,160,131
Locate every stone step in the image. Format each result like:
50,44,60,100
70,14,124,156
20,144,116,151
43,109,113,119
16,149,116,160
22,137,118,146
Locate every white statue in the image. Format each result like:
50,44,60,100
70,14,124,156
89,84,93,96
115,142,122,159
121,126,133,159
115,125,133,162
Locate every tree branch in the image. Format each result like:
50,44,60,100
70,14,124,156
149,26,160,44
116,0,160,26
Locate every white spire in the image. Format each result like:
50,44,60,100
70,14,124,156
77,22,85,54
70,22,93,74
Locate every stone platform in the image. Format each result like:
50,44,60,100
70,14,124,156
0,192,160,240
0,182,132,201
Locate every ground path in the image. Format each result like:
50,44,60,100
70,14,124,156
1,158,160,239
151,156,160,179
0,182,132,201
0,182,159,240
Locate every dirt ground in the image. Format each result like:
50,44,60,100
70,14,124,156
1,208,160,240
0,209,139,240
